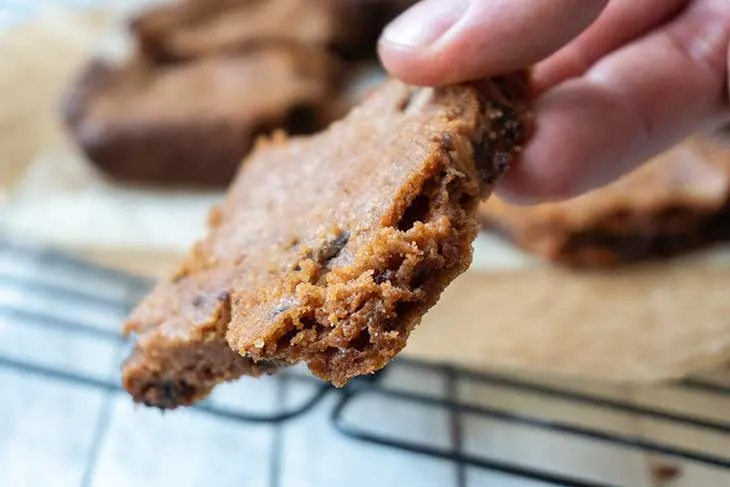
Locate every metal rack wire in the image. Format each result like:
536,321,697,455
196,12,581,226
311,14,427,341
1,239,730,487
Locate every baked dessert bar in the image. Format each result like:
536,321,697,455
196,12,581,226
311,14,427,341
480,135,730,266
130,0,410,62
63,46,335,187
123,75,530,407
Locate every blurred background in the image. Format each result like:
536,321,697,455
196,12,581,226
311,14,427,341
2,1,730,486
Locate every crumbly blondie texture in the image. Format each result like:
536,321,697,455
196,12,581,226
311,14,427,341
123,76,530,407
63,46,335,187
122,276,283,408
480,135,730,267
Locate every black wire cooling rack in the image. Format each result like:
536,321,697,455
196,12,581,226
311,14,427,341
2,239,730,487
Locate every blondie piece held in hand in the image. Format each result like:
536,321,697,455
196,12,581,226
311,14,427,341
123,76,530,408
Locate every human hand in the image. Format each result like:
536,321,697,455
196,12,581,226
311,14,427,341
378,0,730,202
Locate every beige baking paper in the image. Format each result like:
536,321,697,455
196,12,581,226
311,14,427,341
1,6,730,384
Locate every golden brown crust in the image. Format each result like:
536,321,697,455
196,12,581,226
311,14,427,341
225,76,530,385
63,46,336,187
122,76,530,407
122,266,283,408
480,136,730,266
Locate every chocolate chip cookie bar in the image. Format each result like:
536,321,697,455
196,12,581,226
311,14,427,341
123,75,530,407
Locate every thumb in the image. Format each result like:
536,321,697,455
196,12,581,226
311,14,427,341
378,0,608,86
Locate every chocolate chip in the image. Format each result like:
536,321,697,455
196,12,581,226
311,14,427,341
441,132,453,151
331,231,350,250
270,302,291,318
472,135,490,167
161,381,176,406
503,118,523,143
374,269,395,284
494,151,511,174
315,231,350,264
145,379,196,410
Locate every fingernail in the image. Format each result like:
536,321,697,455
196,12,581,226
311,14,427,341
382,0,469,48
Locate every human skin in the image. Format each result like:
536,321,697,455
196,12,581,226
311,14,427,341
378,0,730,203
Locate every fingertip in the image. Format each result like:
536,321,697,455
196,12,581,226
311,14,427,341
377,41,449,86
379,0,608,86
377,0,470,85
